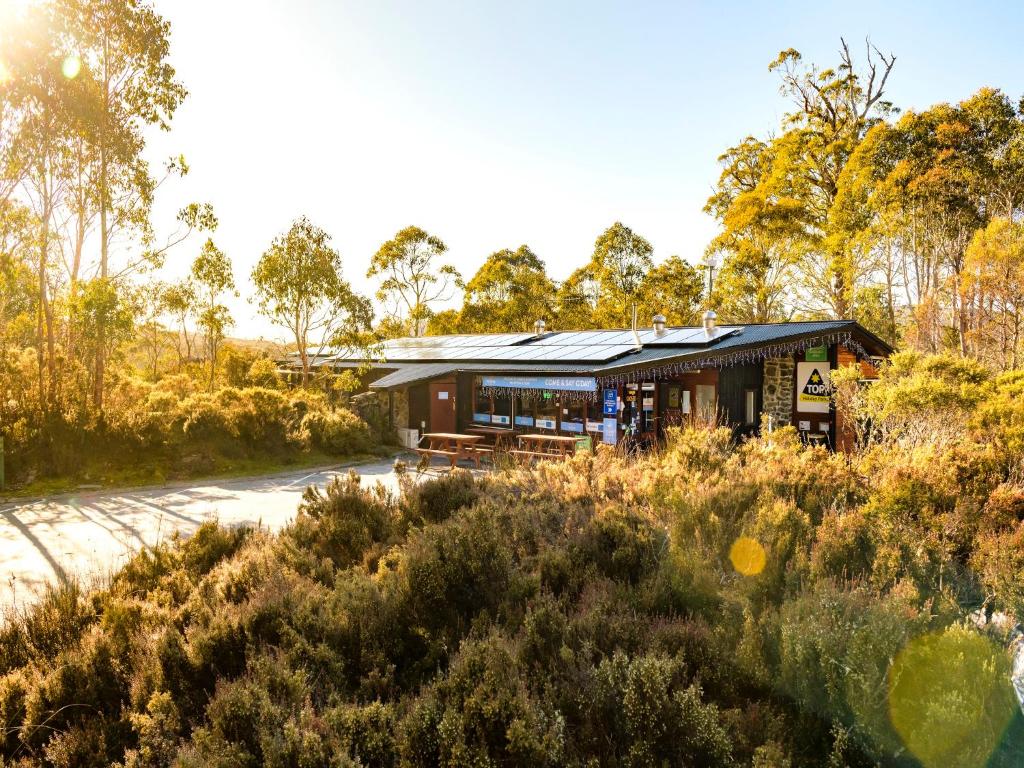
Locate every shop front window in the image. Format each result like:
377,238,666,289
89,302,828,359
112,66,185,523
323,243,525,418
473,382,490,424
561,398,587,433
514,394,535,427
535,391,559,430
492,392,512,427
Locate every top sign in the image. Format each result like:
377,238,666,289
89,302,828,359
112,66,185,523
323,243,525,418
481,375,598,393
805,345,828,362
795,362,831,413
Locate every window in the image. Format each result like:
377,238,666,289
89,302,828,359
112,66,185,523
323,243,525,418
492,392,512,426
535,391,559,430
472,382,490,424
514,394,535,427
744,389,757,425
562,398,587,433
695,384,716,422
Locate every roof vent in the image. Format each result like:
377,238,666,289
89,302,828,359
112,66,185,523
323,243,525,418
652,314,667,336
703,310,717,337
533,319,546,336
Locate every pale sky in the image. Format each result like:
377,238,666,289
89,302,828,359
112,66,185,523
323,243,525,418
142,0,1024,341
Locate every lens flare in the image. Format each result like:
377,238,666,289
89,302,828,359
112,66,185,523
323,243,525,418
729,536,766,576
888,627,1017,768
0,60,11,85
61,55,81,79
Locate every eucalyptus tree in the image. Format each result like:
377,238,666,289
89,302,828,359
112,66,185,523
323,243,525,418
190,239,234,390
368,226,462,336
55,0,187,408
458,245,555,332
253,216,372,385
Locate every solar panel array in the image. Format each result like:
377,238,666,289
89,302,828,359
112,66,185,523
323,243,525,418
526,327,740,346
325,326,742,365
369,343,639,364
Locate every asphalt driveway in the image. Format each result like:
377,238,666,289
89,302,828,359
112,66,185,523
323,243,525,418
0,455,423,611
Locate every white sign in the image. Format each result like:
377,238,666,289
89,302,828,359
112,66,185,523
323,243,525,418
437,391,449,400
536,418,556,430
795,362,831,414
602,417,617,444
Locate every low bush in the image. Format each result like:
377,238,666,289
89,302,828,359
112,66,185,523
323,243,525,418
1,409,1022,766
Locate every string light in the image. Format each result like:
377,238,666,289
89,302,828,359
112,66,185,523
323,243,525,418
477,332,870,397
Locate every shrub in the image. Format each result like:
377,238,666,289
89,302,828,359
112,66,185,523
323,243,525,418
300,408,372,455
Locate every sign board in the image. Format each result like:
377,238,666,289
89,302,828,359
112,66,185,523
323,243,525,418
602,417,618,444
642,397,654,410
575,436,592,454
437,391,449,400
603,388,618,416
805,345,828,362
795,362,831,414
535,418,557,430
481,375,597,392
492,414,510,425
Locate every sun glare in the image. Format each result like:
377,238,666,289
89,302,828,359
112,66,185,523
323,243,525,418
0,60,10,86
729,536,767,576
61,54,81,79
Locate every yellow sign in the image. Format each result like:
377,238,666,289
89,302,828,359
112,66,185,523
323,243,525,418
796,362,831,414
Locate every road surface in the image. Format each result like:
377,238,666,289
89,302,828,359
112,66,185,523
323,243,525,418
0,456,418,611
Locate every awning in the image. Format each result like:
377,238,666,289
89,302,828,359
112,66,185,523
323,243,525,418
480,375,597,392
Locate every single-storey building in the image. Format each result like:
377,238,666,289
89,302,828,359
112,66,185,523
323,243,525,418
303,313,892,451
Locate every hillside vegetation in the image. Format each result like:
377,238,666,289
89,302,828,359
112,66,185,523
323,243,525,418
1,353,1022,767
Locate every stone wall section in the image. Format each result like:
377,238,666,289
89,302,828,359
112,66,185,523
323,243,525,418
762,356,794,428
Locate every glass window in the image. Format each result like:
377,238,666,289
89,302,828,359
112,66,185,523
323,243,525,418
562,398,587,433
695,384,716,421
492,392,512,427
473,382,491,424
514,394,535,427
744,389,757,425
535,391,559,430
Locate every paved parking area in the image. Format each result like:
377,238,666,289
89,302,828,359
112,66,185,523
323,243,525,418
0,455,434,611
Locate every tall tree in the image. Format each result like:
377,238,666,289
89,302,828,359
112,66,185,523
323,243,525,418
456,245,556,332
56,0,187,410
253,216,372,385
962,218,1024,370
368,226,461,336
590,222,654,326
635,255,704,326
190,238,233,390
708,40,897,322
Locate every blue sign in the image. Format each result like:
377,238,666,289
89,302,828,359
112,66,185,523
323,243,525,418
481,375,598,393
603,388,618,416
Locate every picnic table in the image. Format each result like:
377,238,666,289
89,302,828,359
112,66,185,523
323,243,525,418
416,432,488,468
510,433,580,462
465,425,517,451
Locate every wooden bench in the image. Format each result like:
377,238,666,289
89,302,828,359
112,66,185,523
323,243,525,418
415,448,460,468
509,449,561,462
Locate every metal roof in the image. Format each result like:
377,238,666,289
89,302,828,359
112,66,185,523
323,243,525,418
357,321,894,390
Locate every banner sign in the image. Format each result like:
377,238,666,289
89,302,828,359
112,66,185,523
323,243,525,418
805,345,828,362
482,375,598,393
602,417,618,444
603,388,618,416
795,362,831,414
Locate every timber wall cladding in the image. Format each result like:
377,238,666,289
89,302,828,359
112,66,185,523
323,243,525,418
762,356,795,427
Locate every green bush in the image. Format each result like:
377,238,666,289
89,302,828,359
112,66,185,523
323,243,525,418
300,408,373,455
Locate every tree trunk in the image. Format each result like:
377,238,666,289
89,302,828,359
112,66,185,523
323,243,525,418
94,32,111,413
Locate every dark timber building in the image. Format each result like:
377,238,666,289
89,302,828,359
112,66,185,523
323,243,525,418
307,314,892,451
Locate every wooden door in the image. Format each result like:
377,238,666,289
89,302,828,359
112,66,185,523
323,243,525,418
429,380,457,433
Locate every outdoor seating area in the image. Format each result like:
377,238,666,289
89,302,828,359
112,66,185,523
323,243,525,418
415,430,586,469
